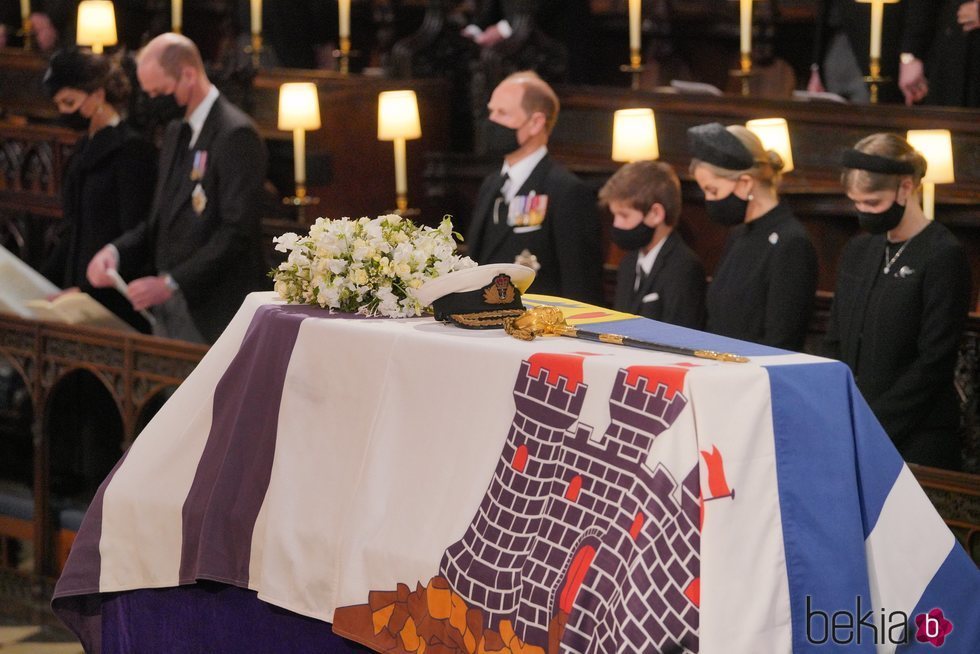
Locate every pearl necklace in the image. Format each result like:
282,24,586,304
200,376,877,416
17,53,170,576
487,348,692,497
883,240,910,274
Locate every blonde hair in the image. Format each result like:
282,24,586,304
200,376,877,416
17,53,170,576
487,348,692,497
689,125,785,190
842,133,927,192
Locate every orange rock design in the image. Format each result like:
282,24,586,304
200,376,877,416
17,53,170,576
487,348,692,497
333,577,548,654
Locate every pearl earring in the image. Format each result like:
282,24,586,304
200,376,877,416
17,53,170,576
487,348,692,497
748,193,754,201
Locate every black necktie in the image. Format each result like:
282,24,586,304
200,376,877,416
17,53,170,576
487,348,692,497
493,173,510,225
169,122,192,180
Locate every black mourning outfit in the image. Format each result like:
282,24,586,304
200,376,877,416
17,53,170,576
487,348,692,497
824,221,970,468
705,202,817,351
41,121,157,332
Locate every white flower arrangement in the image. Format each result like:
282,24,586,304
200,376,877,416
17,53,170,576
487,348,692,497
271,214,476,318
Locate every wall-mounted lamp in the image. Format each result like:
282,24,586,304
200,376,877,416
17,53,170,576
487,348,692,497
612,108,659,163
906,129,954,221
746,118,794,174
279,82,321,222
76,1,117,54
378,90,422,214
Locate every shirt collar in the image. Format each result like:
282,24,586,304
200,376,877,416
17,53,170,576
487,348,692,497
186,85,219,148
500,146,548,202
637,231,669,277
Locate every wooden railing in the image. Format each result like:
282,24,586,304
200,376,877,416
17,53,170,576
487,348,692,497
0,315,207,580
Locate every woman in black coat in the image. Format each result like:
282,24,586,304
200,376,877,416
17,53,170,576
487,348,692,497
688,123,818,351
42,49,157,332
827,133,971,469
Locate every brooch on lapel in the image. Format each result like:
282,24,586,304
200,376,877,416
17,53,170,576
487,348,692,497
191,183,207,215
190,150,208,181
897,266,915,278
508,192,549,227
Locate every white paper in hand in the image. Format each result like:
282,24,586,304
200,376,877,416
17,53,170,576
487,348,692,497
107,268,157,327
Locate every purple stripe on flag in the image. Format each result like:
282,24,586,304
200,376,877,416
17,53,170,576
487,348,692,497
178,303,336,585
51,449,131,651
100,582,375,654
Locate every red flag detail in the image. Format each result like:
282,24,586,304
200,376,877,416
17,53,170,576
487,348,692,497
528,353,585,391
700,445,732,498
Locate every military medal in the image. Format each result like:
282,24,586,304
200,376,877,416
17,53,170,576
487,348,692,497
190,150,208,181
191,183,207,215
508,192,548,228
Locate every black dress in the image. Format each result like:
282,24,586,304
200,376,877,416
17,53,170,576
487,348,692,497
41,120,157,332
705,202,817,351
824,221,971,468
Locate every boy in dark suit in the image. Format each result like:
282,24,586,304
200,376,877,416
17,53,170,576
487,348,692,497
599,161,706,329
465,71,604,305
87,33,268,344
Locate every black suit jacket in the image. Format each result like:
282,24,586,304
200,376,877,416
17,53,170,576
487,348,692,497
114,94,269,343
824,222,970,467
42,121,157,332
613,232,706,329
813,0,949,103
465,154,604,305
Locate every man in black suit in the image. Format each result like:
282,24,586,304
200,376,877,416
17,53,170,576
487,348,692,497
465,71,603,305
463,0,594,82
87,33,268,344
599,161,705,329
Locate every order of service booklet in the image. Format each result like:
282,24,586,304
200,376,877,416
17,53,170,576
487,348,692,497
0,244,134,332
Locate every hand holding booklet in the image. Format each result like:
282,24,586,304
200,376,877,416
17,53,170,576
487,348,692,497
0,243,134,332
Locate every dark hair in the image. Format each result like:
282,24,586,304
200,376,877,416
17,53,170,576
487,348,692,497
841,133,928,192
598,160,682,227
43,48,131,107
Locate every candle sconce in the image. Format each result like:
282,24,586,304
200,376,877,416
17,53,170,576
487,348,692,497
245,33,264,69
857,0,900,104
863,57,887,104
19,15,33,50
333,0,355,74
621,0,644,90
728,0,756,96
278,83,322,225
332,38,359,75
619,49,645,91
729,53,756,97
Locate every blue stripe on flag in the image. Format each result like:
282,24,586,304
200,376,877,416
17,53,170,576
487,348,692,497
579,317,788,357
768,362,875,652
843,374,904,537
895,545,980,653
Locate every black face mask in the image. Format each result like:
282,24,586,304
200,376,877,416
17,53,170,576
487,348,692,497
610,220,656,251
146,93,184,123
857,197,905,234
485,119,521,157
704,191,749,227
59,109,89,131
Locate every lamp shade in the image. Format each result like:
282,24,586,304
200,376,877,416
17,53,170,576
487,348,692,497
746,117,794,174
278,83,321,131
378,90,422,141
906,129,954,183
76,1,117,50
612,108,659,162
855,0,900,4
